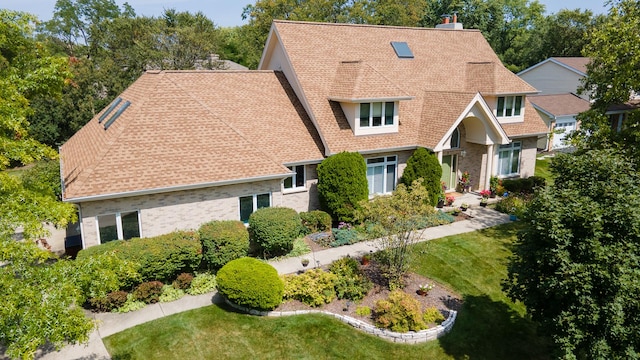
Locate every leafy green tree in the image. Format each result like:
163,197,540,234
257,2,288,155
401,147,442,206
356,180,435,289
317,151,368,223
577,0,640,159
505,149,640,359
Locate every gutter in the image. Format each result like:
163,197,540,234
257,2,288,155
64,173,291,203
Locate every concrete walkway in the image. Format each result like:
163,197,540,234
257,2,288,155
36,202,509,360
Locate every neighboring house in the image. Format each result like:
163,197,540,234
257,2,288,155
529,94,590,151
518,57,591,150
61,20,548,249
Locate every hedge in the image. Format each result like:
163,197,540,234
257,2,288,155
299,210,332,234
76,230,202,283
199,220,249,269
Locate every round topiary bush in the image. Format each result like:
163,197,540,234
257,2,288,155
401,147,443,206
317,151,368,223
248,207,302,257
216,257,283,310
199,220,249,269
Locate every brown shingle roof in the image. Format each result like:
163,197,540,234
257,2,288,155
269,20,542,154
502,98,550,137
61,70,324,200
551,57,589,75
529,94,591,117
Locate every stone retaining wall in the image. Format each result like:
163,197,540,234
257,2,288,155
224,298,457,344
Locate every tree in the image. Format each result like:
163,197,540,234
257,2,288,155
400,147,442,206
577,0,640,159
316,151,369,223
356,180,435,289
504,149,640,358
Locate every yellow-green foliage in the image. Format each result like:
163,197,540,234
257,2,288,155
283,268,338,307
374,290,427,333
423,307,445,325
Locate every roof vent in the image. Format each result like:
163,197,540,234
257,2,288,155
98,97,122,123
390,41,414,59
103,101,131,130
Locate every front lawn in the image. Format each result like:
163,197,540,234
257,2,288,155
535,156,554,184
104,223,550,359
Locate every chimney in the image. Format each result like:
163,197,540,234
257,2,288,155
436,12,463,30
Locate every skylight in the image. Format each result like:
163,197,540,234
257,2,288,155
98,97,122,123
103,101,131,130
390,41,414,59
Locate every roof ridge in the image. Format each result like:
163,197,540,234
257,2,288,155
272,19,481,32
165,72,288,171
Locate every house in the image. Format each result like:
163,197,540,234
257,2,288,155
60,20,548,249
528,94,590,150
517,57,591,150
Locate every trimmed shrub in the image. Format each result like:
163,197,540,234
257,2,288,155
186,272,217,295
330,227,362,247
249,207,302,258
159,285,185,303
283,268,338,307
199,220,249,269
423,307,445,325
374,290,427,332
502,176,546,195
114,293,146,313
88,290,128,312
76,230,202,283
217,257,283,310
317,151,368,222
401,148,443,206
356,306,372,317
173,273,194,290
300,210,332,234
329,257,372,300
133,281,164,304
495,194,530,218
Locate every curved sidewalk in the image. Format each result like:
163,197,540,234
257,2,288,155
36,206,510,360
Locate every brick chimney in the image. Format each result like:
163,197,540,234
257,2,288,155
436,12,463,30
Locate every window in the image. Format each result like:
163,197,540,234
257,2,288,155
497,142,521,176
97,211,141,244
239,193,271,223
366,156,397,195
360,102,395,127
497,96,523,117
450,127,460,148
284,165,305,190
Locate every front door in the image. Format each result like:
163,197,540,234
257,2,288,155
441,154,458,191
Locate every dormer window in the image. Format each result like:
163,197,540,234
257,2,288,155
497,96,523,117
360,102,395,127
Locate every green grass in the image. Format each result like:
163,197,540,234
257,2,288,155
104,223,551,359
535,157,554,184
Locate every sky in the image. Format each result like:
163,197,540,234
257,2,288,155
2,0,610,28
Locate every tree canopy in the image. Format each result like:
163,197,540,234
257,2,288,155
505,149,640,358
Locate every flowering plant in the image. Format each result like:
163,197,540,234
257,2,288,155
458,171,471,187
418,283,434,292
337,222,352,230
446,195,455,206
479,189,491,198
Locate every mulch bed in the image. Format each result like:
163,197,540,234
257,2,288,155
274,261,462,327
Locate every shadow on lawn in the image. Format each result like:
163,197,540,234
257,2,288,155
439,295,551,360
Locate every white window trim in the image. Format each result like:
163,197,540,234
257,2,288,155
358,102,396,128
283,165,306,193
239,193,271,223
496,95,525,123
95,210,142,244
366,155,398,196
496,141,522,178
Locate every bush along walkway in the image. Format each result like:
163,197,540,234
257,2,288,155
36,207,510,360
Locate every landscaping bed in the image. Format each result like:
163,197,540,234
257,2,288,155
275,261,461,328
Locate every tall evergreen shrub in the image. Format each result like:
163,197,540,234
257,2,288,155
316,151,368,222
400,148,442,206
199,220,249,269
